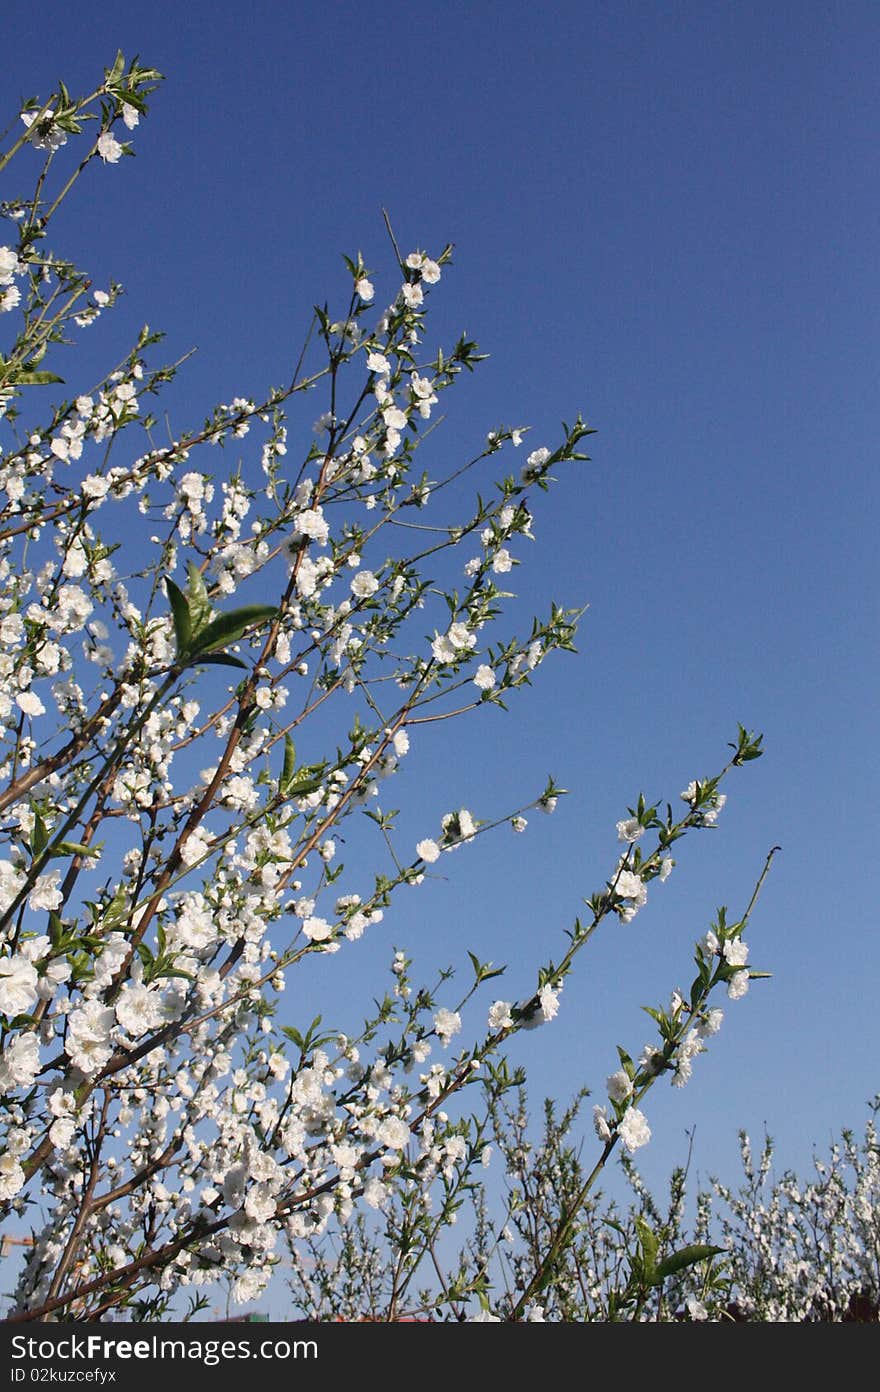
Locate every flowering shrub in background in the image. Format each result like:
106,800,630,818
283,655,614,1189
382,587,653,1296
285,1092,880,1322
0,56,771,1322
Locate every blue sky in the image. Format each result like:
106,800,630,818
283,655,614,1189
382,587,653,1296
5,0,878,1250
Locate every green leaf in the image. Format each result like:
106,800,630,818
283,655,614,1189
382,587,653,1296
190,652,248,671
285,764,326,798
31,810,49,859
186,561,213,636
635,1217,659,1278
165,576,192,655
52,841,100,859
653,1244,724,1283
188,604,277,656
280,735,297,794
15,371,65,386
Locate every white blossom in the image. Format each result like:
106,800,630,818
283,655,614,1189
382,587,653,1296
97,131,124,163
473,664,496,691
0,955,38,1016
433,1008,462,1045
488,1000,513,1030
350,570,379,599
618,1107,652,1153
606,1068,633,1103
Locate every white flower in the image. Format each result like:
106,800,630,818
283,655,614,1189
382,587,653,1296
363,1177,387,1209
431,632,456,663
659,857,674,881
606,1068,633,1104
16,690,45,718
0,1032,41,1088
723,939,749,968
686,1295,709,1321
433,1008,462,1045
593,1104,613,1143
366,351,390,374
65,1001,116,1074
537,983,560,1021
615,869,645,900
378,1116,410,1150
473,664,496,691
21,108,67,152
355,277,374,302
81,474,111,501
727,970,750,1001
617,1107,651,1153
700,793,727,825
615,866,648,920
441,809,477,845
410,371,434,400
179,827,210,867
351,570,379,599
121,102,140,130
97,131,124,163
0,863,27,915
115,982,164,1038
0,1154,25,1200
28,871,63,912
401,282,424,309
420,258,441,284
448,622,475,650
49,1116,75,1147
491,548,513,574
697,1007,724,1038
416,838,440,864
231,1271,268,1305
302,916,333,942
638,1043,665,1077
488,1000,514,1030
616,816,644,843
511,816,527,833
523,446,551,480
0,246,19,284
293,507,329,545
0,955,38,1016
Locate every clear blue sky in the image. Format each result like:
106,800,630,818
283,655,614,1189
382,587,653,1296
5,0,878,1228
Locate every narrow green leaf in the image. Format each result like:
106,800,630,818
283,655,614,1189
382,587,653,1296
189,604,277,655
186,561,213,636
15,371,65,386
653,1244,724,1283
31,811,48,858
165,576,191,654
189,652,248,671
52,840,100,859
285,764,326,797
280,735,297,793
635,1217,659,1278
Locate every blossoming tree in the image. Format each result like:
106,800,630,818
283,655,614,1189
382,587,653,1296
0,56,771,1321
